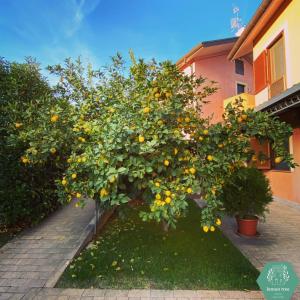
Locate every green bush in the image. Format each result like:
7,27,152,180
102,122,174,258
220,167,273,219
0,58,64,226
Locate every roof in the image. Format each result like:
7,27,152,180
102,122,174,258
228,0,288,60
255,83,300,115
177,37,238,70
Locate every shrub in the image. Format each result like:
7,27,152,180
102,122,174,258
220,167,273,219
0,58,66,226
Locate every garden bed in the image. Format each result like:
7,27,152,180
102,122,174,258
56,201,259,290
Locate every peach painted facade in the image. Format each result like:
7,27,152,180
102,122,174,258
177,38,253,123
228,0,300,204
264,129,300,204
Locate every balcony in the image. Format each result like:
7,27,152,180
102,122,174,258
223,93,255,110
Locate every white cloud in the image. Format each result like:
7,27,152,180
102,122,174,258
65,0,101,37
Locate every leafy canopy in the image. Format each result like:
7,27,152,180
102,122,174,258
16,53,293,230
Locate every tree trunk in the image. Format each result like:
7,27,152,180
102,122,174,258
161,220,169,232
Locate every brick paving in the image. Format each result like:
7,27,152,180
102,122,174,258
221,199,300,274
221,198,300,297
7,287,266,299
0,200,95,299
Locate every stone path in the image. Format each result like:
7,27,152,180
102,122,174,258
221,199,300,274
221,198,300,297
0,200,96,299
11,287,267,299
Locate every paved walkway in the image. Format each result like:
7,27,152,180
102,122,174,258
0,200,95,300
221,199,300,274
221,198,300,297
13,288,266,299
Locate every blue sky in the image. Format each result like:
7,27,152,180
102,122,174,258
0,0,261,73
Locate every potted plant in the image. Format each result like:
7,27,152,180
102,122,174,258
220,167,273,236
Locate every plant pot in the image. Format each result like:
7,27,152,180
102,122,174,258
236,216,258,236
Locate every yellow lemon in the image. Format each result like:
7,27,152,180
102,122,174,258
165,197,171,204
185,117,190,123
143,107,150,113
51,115,59,122
81,157,87,163
77,158,82,163
165,92,172,98
109,176,116,183
15,122,22,128
164,160,170,166
100,188,108,197
76,192,81,198
21,157,29,164
138,136,145,143
62,179,67,186
207,155,213,161
71,173,77,179
174,148,178,155
154,93,160,98
198,136,203,141
186,187,193,194
216,218,222,226
155,182,160,187
241,114,248,120
218,144,224,148
203,226,209,233
165,190,171,196
155,194,161,200
210,226,215,232
50,148,56,154
189,167,196,174
203,129,209,135
275,157,283,164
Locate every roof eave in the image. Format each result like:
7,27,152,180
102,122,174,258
228,0,272,61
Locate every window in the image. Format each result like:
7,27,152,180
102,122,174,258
237,83,246,94
268,36,285,84
235,59,244,75
268,35,286,97
270,137,290,171
253,34,287,98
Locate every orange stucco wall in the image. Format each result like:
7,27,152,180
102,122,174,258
264,128,300,204
192,53,253,123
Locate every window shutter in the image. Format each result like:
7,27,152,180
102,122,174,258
250,138,271,170
254,51,268,94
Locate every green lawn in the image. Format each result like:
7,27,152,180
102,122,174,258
57,201,260,290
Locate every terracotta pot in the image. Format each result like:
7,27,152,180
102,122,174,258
236,216,258,236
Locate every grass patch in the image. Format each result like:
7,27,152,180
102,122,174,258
57,201,259,290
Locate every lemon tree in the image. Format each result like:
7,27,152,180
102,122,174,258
19,54,293,230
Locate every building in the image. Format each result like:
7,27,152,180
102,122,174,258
228,0,300,204
177,37,253,123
